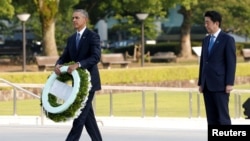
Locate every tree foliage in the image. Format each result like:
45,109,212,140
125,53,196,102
164,0,198,58
0,0,15,34
10,0,79,55
96,0,175,40
2,0,250,58
165,0,250,58
192,0,250,37
0,0,14,19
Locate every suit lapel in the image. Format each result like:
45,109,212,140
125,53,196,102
204,36,210,58
208,32,223,57
77,29,88,50
75,29,88,57
74,33,78,49
68,33,78,61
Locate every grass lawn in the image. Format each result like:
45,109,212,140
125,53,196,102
0,57,249,118
1,89,249,119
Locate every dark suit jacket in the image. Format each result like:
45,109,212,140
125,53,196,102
56,28,101,91
198,31,236,92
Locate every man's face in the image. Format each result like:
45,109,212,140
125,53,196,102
72,12,87,31
204,17,219,34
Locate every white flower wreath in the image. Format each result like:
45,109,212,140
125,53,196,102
41,62,91,122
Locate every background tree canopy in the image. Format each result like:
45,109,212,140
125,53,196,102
0,0,249,57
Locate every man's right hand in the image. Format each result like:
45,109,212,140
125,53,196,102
199,86,203,93
54,64,62,75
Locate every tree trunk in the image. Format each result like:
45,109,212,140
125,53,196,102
36,0,59,56
178,6,193,59
43,21,58,56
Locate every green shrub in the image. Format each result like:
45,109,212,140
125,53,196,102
0,63,250,85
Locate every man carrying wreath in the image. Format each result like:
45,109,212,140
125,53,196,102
54,9,102,141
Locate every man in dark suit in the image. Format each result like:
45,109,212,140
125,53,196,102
198,10,236,125
54,9,102,141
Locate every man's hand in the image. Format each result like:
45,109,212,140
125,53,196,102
226,85,233,94
54,64,62,75
198,86,203,93
67,63,79,74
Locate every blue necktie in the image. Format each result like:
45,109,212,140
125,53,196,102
208,35,215,53
76,33,81,49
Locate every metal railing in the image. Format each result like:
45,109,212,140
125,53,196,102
94,85,247,119
0,78,249,124
0,78,45,125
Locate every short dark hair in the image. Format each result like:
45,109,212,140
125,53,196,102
204,10,222,27
74,9,89,18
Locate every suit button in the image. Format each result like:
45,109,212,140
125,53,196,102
206,62,208,64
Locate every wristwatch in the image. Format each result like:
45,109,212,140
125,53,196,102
77,62,81,68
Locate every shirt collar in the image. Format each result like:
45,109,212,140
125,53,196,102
77,26,86,36
212,28,221,38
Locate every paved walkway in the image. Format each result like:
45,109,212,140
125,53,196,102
0,116,249,129
0,125,207,141
1,116,249,141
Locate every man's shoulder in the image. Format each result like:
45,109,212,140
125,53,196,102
219,31,231,36
85,28,98,35
217,31,235,45
68,32,77,39
218,31,233,38
84,29,100,39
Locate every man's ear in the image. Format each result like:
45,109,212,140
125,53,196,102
215,21,220,27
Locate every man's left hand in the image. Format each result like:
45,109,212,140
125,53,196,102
226,85,233,93
67,63,79,74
